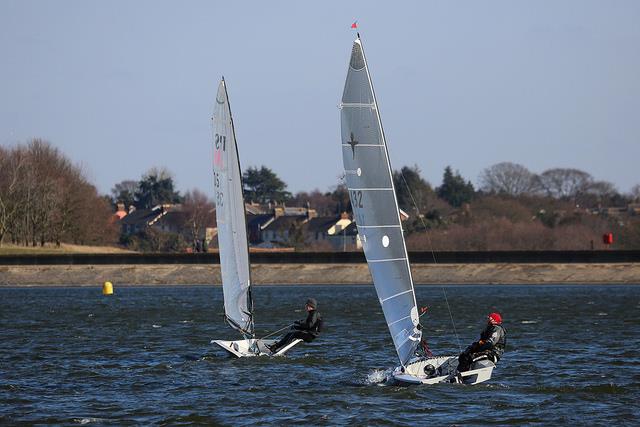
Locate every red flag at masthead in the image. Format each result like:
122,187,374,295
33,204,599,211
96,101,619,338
351,21,358,29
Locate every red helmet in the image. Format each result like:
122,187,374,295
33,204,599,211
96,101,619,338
488,312,502,324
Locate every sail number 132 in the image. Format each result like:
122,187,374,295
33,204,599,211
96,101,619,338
351,190,363,208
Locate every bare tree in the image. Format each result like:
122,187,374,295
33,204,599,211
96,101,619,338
289,190,337,216
406,219,555,251
479,162,539,196
630,184,640,203
182,189,214,249
586,180,617,197
26,139,71,246
0,147,25,245
2,139,118,247
538,168,593,201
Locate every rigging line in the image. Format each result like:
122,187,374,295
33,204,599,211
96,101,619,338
225,314,254,339
399,171,463,353
258,323,294,340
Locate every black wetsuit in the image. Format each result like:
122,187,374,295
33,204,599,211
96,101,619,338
458,323,506,372
270,309,322,352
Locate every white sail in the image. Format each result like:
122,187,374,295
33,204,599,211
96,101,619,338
340,37,421,366
212,78,254,336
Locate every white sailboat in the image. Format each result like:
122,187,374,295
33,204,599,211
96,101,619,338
339,36,494,385
210,78,302,358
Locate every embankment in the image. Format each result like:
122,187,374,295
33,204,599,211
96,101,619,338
1,251,639,285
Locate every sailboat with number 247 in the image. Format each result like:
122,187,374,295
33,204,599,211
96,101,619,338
210,77,302,358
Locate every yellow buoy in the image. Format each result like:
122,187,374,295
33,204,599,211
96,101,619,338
102,281,114,295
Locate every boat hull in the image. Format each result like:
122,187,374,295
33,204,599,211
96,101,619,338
211,338,303,358
392,355,495,385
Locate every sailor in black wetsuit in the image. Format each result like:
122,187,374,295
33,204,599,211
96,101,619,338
457,312,506,372
268,298,322,354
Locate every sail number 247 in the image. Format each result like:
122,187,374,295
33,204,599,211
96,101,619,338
215,134,226,151
213,133,225,207
213,171,223,207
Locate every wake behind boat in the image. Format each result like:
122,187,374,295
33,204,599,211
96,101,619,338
339,35,495,385
210,78,302,358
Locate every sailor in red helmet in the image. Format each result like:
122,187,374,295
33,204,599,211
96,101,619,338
457,312,507,373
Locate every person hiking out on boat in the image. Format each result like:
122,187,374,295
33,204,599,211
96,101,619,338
457,312,506,372
267,298,322,354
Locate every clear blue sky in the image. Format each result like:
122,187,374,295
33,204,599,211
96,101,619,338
1,1,639,197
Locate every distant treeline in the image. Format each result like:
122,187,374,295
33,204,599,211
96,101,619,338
392,164,640,251
226,163,640,251
0,140,117,247
2,139,640,250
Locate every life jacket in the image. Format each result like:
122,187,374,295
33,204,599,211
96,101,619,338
312,313,323,334
480,324,506,358
494,325,506,351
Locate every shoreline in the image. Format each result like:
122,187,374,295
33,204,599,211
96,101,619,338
3,283,637,288
1,263,639,286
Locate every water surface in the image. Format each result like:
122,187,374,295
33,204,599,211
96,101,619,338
1,285,639,425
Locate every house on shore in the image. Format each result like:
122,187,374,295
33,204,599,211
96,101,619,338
253,208,361,250
119,205,170,235
116,200,367,252
118,204,216,251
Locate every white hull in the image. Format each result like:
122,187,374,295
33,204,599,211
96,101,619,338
392,355,495,385
211,338,303,358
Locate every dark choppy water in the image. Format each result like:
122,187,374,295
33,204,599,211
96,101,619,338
1,284,639,425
